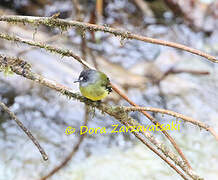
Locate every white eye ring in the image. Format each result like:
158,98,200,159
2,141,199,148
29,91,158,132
80,77,84,81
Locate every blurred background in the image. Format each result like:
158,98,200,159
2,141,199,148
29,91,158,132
0,0,218,179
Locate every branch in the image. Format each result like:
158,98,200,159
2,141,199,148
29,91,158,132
157,68,210,83
111,84,192,169
0,101,48,161
117,119,188,180
0,33,93,70
124,106,218,141
41,106,89,180
0,15,217,63
0,55,203,180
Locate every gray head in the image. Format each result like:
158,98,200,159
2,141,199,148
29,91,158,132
74,69,99,87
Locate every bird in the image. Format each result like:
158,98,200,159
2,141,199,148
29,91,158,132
74,69,112,101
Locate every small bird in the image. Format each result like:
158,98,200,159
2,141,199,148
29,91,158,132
74,69,112,101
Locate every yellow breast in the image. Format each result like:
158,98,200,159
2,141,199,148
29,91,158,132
80,85,109,101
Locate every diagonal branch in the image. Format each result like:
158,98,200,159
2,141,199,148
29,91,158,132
115,119,188,180
0,101,48,161
0,33,94,69
0,15,217,63
124,106,218,141
110,84,192,169
41,107,89,180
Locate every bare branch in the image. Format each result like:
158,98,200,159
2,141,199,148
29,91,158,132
0,101,48,161
41,106,89,180
111,84,192,169
120,120,188,180
0,32,93,69
0,15,217,63
124,106,218,141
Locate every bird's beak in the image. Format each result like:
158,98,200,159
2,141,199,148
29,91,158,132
74,80,80,83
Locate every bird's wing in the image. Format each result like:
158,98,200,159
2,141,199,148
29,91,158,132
100,72,112,93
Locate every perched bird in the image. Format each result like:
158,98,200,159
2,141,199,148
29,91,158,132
74,69,112,101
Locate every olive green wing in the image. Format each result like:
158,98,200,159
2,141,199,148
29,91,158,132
99,72,112,93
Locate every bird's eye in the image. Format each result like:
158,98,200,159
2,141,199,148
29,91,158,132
79,76,87,81
79,77,83,81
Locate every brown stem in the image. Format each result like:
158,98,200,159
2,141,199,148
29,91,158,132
0,101,48,161
41,107,89,180
125,106,218,141
0,15,217,63
110,83,192,169
121,120,188,180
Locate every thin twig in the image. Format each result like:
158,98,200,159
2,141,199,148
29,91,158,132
169,69,210,75
41,107,89,180
124,106,218,141
157,67,210,83
110,84,192,169
121,120,188,180
0,15,217,63
0,101,48,161
0,32,94,70
71,0,82,20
